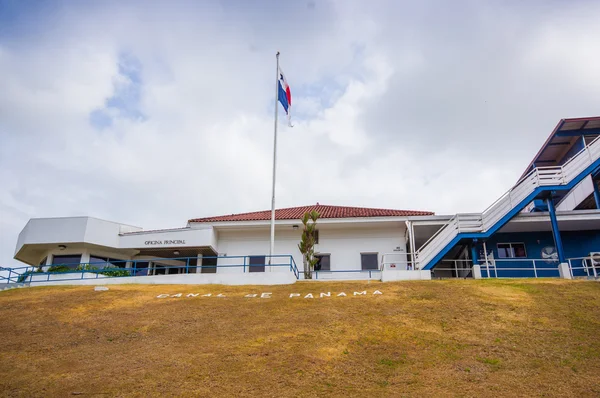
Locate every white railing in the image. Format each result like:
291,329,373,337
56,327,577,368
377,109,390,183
568,256,600,278
380,252,416,270
479,258,560,278
415,135,600,269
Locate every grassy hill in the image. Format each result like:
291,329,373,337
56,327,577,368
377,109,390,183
1,280,599,397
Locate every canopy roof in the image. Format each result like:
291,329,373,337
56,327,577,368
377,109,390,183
520,116,600,179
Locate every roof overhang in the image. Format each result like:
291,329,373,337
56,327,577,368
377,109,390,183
498,209,600,233
190,216,419,230
520,116,600,179
14,217,217,266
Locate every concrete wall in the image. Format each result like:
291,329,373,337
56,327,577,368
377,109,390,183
119,227,216,251
15,217,140,264
25,272,297,286
216,228,301,273
16,217,89,253
216,224,406,277
381,270,432,281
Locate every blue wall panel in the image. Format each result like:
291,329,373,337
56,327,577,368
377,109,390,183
476,230,600,278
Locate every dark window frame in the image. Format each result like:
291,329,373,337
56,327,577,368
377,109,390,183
249,255,266,273
89,255,128,269
314,254,330,271
51,254,82,269
360,253,379,270
496,243,527,259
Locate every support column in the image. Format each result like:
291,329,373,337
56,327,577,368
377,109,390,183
197,253,203,274
80,250,91,265
547,197,571,279
593,178,600,210
471,240,479,266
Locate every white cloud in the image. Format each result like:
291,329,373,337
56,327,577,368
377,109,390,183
1,0,599,267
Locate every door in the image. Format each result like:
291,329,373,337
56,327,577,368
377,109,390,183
249,256,266,273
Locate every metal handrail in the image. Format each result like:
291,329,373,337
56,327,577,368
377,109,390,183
415,134,600,269
2,255,299,285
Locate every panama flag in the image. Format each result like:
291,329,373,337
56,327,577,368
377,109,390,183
278,66,292,126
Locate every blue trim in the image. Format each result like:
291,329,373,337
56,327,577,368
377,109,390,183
423,155,600,270
547,198,566,263
555,127,600,137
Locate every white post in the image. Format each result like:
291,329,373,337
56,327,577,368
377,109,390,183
410,222,417,269
483,241,489,278
269,51,280,265
472,264,482,279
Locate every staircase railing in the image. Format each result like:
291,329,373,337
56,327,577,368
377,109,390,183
415,134,600,270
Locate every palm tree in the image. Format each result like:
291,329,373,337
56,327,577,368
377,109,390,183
298,210,320,279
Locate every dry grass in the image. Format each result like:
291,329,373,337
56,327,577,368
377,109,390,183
1,280,600,397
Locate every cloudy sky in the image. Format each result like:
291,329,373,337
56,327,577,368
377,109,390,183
1,0,599,267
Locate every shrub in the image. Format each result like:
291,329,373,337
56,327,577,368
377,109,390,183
76,264,98,272
76,264,129,277
100,267,130,277
48,265,72,273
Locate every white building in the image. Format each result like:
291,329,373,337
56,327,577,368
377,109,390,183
11,204,433,285
7,116,600,285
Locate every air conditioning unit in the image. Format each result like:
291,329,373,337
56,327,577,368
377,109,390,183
590,252,600,266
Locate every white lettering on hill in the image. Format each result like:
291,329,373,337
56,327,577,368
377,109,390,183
156,291,383,299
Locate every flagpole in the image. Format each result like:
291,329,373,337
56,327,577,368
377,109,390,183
269,51,280,265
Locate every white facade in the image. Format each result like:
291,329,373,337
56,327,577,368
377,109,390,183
215,221,407,276
12,215,414,285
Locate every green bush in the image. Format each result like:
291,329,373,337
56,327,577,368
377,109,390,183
26,264,130,279
76,264,128,277
100,267,130,277
76,264,98,272
47,265,73,273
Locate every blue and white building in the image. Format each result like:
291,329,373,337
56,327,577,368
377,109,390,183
6,116,600,285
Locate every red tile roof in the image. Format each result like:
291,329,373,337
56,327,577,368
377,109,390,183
189,204,434,223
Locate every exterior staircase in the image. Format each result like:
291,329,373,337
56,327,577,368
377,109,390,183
416,135,600,270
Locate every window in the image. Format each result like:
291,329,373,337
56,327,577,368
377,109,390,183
497,243,527,259
249,255,266,273
361,253,379,270
89,255,127,269
133,261,149,276
313,230,319,244
51,255,82,269
201,256,217,274
314,254,330,271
